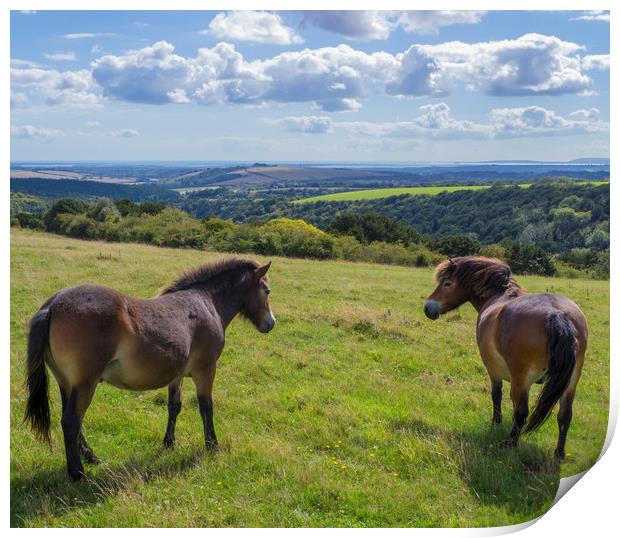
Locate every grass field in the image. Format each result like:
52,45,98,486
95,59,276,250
10,229,609,527
295,181,609,203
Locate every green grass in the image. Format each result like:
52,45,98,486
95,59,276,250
10,229,609,527
295,181,609,203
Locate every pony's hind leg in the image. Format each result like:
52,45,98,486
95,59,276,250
555,389,574,459
491,379,503,424
503,382,530,448
163,378,183,448
60,386,99,464
60,382,98,481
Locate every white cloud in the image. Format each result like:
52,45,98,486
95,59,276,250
86,121,101,127
15,33,606,112
10,91,29,109
570,108,600,120
271,116,333,134
572,11,610,22
412,33,592,96
318,98,362,112
333,103,607,140
490,106,608,137
207,11,303,45
11,66,100,108
108,129,139,138
11,125,64,140
301,11,393,41
582,54,610,71
44,51,77,61
396,11,487,35
64,32,116,39
301,10,486,40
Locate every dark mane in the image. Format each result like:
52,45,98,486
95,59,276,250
160,258,260,295
434,256,524,301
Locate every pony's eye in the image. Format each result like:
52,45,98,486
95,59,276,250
264,288,271,295
443,281,452,288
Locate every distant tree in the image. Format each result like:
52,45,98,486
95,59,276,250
327,212,424,246
431,234,481,258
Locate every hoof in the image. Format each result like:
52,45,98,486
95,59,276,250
500,438,517,449
163,436,175,449
205,440,219,452
554,448,566,460
492,417,502,426
69,470,86,482
84,453,101,465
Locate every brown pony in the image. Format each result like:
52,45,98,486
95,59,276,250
424,257,587,458
25,258,275,480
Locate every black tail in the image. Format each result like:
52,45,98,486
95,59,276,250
24,303,54,444
523,312,577,434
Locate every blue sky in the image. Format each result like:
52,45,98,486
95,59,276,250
10,10,610,162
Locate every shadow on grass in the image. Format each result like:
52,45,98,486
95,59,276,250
391,417,560,520
10,445,210,527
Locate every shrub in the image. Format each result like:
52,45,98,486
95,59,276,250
503,240,556,276
43,198,88,232
14,212,45,230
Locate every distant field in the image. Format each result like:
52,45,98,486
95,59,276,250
296,181,608,203
11,230,609,527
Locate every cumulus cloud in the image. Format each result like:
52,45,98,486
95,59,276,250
13,33,606,112
339,103,488,139
572,11,610,22
11,125,65,140
301,10,486,40
206,11,303,45
570,108,600,120
11,65,100,107
331,103,608,140
396,11,487,35
44,51,77,61
318,98,362,112
415,33,592,96
301,11,393,41
489,106,608,137
271,116,333,134
582,54,610,71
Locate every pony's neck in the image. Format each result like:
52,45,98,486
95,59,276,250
206,281,248,329
468,279,525,313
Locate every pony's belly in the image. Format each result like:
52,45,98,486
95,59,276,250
101,355,181,391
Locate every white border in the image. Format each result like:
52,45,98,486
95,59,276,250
4,0,615,534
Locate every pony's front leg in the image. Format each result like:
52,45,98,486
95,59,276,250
163,378,184,448
503,383,529,448
192,361,218,450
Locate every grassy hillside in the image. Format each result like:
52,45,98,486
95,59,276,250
297,185,499,203
10,230,609,527
296,181,609,204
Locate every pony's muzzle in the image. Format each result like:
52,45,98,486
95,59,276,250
259,311,276,333
424,300,440,320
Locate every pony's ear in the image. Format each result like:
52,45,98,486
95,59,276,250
255,262,271,279
448,257,456,268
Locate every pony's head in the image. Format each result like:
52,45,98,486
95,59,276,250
241,262,275,333
424,257,513,320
